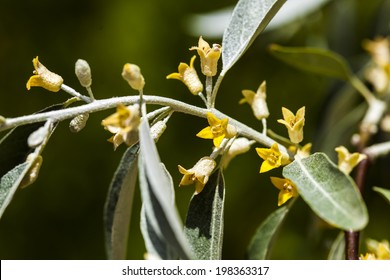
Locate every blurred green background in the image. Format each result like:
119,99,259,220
1,0,389,259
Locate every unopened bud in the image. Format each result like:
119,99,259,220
20,154,43,189
69,113,89,133
225,124,237,138
150,120,167,142
0,115,5,126
75,59,92,88
122,63,145,90
222,137,253,168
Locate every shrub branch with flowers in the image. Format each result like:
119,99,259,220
1,0,390,260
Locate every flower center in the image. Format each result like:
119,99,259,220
211,124,224,136
267,153,279,165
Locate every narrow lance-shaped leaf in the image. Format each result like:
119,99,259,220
283,153,368,231
138,118,192,259
373,186,390,205
221,0,287,75
247,202,292,260
104,143,139,260
269,44,352,80
328,231,345,260
140,163,176,260
184,169,225,260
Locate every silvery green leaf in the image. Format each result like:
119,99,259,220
104,143,139,260
0,162,32,218
247,203,291,260
373,187,390,205
138,118,192,259
221,0,287,75
184,169,225,260
283,153,368,231
269,44,352,80
328,231,345,260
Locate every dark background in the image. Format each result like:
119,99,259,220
0,0,389,259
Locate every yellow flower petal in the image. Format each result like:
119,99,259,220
196,127,214,139
26,56,63,92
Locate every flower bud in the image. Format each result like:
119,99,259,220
69,113,89,133
75,59,92,88
20,154,43,189
222,137,253,168
122,63,145,91
150,120,167,142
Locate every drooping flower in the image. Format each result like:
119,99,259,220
270,177,299,206
26,56,63,92
166,56,203,95
122,63,145,91
256,143,289,173
277,106,305,144
335,146,367,175
196,112,236,147
240,81,269,120
190,36,221,76
101,103,140,150
178,156,216,194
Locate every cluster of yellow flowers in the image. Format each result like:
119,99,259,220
360,239,390,260
25,37,367,207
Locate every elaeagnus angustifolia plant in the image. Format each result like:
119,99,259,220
1,0,389,260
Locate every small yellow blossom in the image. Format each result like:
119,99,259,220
240,81,270,120
122,63,145,91
167,56,203,95
360,253,377,260
363,37,390,94
256,143,289,173
178,156,216,194
361,239,390,260
270,177,299,206
196,112,236,147
335,146,367,175
26,56,63,92
101,103,140,150
277,106,305,144
190,36,221,76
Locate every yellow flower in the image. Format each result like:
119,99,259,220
196,112,236,147
360,239,390,260
101,103,140,150
360,253,376,260
167,55,203,95
363,37,390,94
26,56,63,92
270,177,299,206
178,156,216,194
190,36,221,76
240,81,269,120
256,143,289,173
277,106,305,144
122,63,145,91
335,146,367,175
